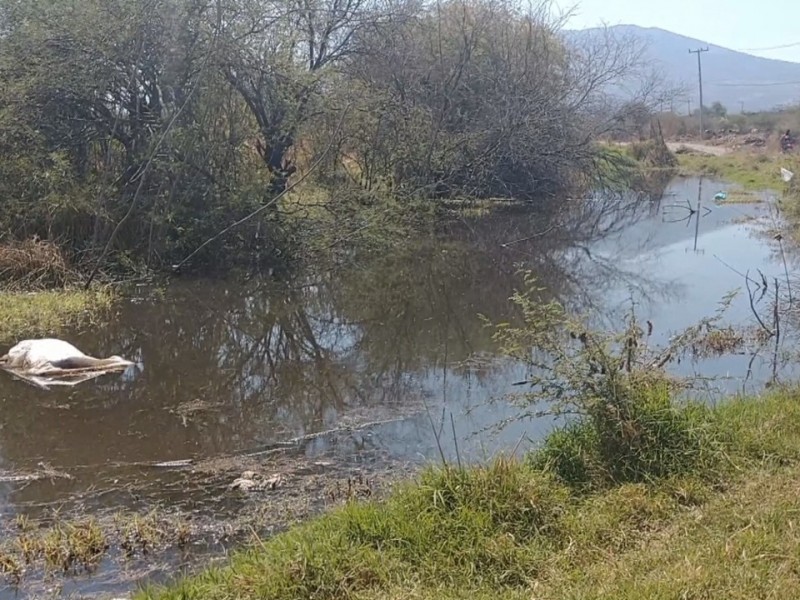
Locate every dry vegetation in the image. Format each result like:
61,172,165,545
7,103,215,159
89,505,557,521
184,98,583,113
0,238,114,342
0,238,73,289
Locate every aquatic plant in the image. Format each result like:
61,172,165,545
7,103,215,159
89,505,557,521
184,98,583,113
0,510,202,585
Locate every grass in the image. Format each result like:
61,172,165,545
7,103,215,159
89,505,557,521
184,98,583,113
136,388,800,600
783,178,800,240
677,150,799,191
0,287,113,343
551,465,800,599
0,236,115,343
0,511,192,582
595,142,677,194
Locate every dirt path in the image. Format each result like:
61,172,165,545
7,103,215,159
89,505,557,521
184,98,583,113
666,141,730,156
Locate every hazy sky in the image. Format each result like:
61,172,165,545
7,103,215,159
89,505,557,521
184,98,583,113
561,0,800,63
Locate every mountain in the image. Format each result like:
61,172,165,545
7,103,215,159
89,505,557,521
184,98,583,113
567,25,800,113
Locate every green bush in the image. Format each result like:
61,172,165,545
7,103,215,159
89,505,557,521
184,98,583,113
530,378,719,489
489,276,730,490
529,421,600,489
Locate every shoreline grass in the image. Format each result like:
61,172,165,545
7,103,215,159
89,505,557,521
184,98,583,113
136,388,800,600
677,150,799,191
0,287,114,343
0,511,194,583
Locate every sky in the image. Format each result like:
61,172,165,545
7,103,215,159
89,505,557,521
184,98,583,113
561,0,800,63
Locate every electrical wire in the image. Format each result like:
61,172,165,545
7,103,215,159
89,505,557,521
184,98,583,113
706,80,800,87
735,41,800,52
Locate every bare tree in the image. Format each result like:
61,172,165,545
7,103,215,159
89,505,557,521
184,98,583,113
338,0,668,204
216,0,373,195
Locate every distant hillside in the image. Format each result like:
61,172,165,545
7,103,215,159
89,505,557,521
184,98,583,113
566,25,800,113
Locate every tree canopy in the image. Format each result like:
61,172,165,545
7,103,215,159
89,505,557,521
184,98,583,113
0,0,664,274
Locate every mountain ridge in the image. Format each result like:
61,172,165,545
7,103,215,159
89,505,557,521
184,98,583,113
567,24,800,112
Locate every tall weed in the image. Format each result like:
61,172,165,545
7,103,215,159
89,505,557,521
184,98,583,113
489,274,730,488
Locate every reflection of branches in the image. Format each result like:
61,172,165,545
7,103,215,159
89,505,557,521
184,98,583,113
713,254,763,289
739,266,796,389
662,201,711,225
768,203,793,306
746,270,774,335
0,178,714,515
459,185,679,318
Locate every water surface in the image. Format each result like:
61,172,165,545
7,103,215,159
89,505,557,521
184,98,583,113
0,176,794,597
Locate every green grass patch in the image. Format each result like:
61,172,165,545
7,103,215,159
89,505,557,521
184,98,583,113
0,287,114,343
137,388,800,600
780,176,800,242
678,151,798,191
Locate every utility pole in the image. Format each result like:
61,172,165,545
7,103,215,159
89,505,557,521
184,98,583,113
689,47,709,137
740,101,745,114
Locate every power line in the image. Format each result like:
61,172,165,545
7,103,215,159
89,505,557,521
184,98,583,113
735,41,800,52
707,80,800,87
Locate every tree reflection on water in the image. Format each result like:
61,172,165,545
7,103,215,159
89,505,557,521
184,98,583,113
0,175,769,519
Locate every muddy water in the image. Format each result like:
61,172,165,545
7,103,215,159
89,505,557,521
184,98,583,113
0,176,794,597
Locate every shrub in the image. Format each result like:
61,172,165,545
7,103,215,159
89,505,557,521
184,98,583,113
489,275,730,489
530,379,719,489
625,138,678,168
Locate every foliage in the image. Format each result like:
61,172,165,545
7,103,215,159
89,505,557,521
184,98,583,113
136,388,800,600
710,101,727,118
0,0,669,277
0,0,278,269
485,274,734,488
624,138,678,169
528,384,719,489
487,274,729,410
339,3,660,202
